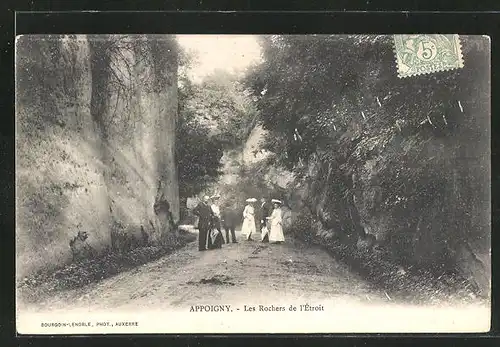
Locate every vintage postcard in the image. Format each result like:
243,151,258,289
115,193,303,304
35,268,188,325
15,34,491,334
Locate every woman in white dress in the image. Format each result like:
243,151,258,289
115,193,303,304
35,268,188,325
268,199,285,243
241,198,257,241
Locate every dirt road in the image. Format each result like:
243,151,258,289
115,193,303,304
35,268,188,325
21,228,390,313
18,229,490,334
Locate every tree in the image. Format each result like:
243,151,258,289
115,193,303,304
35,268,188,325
183,69,258,149
175,62,258,218
246,35,488,167
176,78,224,217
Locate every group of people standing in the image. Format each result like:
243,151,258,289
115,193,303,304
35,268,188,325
192,195,285,252
241,197,285,244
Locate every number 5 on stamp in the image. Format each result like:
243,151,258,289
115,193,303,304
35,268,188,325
394,34,464,78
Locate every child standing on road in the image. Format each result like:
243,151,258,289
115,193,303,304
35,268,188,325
242,198,257,241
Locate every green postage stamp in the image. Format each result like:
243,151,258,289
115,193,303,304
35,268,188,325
394,34,464,78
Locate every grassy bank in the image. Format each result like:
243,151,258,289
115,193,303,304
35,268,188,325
17,231,197,305
292,232,488,306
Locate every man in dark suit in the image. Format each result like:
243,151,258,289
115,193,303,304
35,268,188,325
193,196,213,251
221,206,239,244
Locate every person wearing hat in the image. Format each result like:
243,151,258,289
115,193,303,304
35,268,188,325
208,214,224,250
210,194,223,243
193,195,213,251
268,199,285,244
221,201,239,244
259,197,272,243
241,198,257,241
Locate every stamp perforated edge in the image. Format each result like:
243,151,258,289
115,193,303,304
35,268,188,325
394,34,465,79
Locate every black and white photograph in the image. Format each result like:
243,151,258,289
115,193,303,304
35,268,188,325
15,34,490,334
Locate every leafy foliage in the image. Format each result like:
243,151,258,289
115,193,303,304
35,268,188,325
246,35,488,168
176,77,225,202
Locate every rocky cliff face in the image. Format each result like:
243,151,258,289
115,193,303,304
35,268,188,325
16,35,179,278
291,91,490,296
297,125,490,295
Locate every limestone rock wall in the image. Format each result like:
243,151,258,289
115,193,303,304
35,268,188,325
16,34,179,278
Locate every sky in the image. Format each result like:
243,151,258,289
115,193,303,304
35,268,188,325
176,35,263,83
